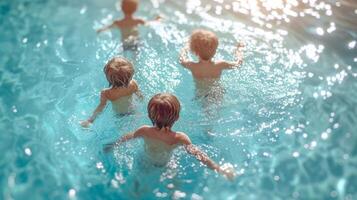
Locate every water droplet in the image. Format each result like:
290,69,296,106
274,175,280,181
68,189,76,198
173,190,186,199
24,148,32,156
285,129,293,135
348,41,356,49
292,151,300,157
316,27,324,36
310,141,317,148
12,106,18,113
321,132,328,140
96,162,104,169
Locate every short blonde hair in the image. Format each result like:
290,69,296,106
148,93,181,129
104,57,134,88
190,29,219,61
121,0,138,15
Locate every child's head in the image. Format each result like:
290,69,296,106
121,0,138,15
148,93,181,129
104,57,134,88
189,29,219,61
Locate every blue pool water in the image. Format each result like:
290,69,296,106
1,0,357,199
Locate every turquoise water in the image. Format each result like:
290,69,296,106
1,0,357,199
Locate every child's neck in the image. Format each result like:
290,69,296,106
155,126,172,132
199,58,213,63
124,14,134,20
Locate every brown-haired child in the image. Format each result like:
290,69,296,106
80,57,143,127
180,29,244,79
104,93,236,179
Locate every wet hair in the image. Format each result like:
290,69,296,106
121,0,138,15
189,29,219,61
148,93,181,129
103,57,134,88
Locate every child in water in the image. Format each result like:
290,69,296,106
97,0,160,51
80,57,142,127
179,29,244,134
180,29,244,100
104,93,236,179
179,29,244,80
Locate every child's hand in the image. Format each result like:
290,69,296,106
80,120,92,128
103,143,115,153
219,163,237,181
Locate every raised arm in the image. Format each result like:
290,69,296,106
103,126,145,152
219,42,245,70
179,45,194,69
179,133,236,179
80,91,108,127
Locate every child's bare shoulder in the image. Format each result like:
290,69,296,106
182,61,199,69
101,88,111,95
136,125,151,134
175,131,191,144
127,80,138,93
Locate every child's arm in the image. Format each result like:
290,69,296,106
80,91,108,127
179,45,195,69
218,42,244,70
141,15,162,25
103,126,146,152
97,22,117,33
178,133,236,180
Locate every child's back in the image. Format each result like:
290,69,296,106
103,79,139,113
140,126,184,166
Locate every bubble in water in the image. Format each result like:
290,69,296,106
316,27,324,36
96,162,104,169
274,175,280,181
12,106,17,113
68,189,76,198
173,190,186,200
292,151,300,158
321,132,328,140
24,148,32,156
285,129,293,135
348,41,356,49
327,22,336,33
192,193,203,200
310,141,317,149
333,123,339,129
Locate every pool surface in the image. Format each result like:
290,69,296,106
1,0,357,199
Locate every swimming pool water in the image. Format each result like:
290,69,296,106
1,0,357,199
